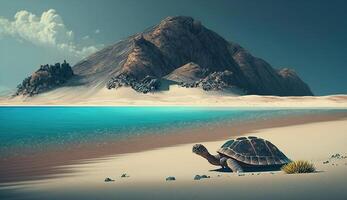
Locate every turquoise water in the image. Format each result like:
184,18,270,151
0,107,345,156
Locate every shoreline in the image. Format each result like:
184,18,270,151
1,111,346,184
1,117,347,200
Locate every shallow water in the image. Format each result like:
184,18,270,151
0,107,344,156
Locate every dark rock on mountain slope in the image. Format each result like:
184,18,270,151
16,61,74,96
17,16,313,96
107,74,161,93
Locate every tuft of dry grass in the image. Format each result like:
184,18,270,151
281,160,316,174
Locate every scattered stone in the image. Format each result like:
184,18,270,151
166,176,176,181
331,153,341,159
238,173,245,176
323,160,329,164
104,177,115,182
194,175,210,180
121,173,129,178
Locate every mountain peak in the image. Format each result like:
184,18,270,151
160,16,196,25
154,16,203,35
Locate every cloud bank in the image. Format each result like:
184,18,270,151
0,9,98,59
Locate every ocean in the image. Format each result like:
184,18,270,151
0,107,344,156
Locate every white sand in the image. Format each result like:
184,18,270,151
3,119,347,200
1,85,347,107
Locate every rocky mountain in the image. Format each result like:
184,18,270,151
16,16,313,96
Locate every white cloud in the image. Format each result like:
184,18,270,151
0,9,98,59
95,29,100,34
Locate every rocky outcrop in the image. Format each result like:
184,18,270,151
175,70,238,91
107,74,161,94
16,61,74,96
198,70,237,91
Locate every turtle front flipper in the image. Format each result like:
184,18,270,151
226,159,244,172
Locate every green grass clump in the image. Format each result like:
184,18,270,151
281,160,316,174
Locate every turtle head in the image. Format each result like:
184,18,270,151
192,144,208,156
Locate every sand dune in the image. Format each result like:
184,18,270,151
2,119,347,200
1,85,347,107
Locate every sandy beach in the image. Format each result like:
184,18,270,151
1,112,347,200
1,86,347,107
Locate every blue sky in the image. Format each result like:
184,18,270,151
0,0,346,95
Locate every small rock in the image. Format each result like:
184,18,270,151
121,173,129,178
331,153,341,159
238,173,245,176
166,176,176,181
323,160,329,164
194,175,210,180
104,177,114,182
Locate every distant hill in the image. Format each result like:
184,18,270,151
16,16,313,96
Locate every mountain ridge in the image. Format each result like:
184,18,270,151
16,16,313,96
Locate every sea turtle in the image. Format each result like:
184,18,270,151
192,136,291,172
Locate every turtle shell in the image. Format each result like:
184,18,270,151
217,136,291,166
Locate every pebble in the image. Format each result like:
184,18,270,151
194,175,210,180
166,176,176,181
104,177,115,182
